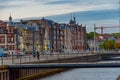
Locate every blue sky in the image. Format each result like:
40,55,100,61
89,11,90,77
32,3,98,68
0,0,119,33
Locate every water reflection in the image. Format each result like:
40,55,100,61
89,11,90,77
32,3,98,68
38,58,120,80
40,68,120,80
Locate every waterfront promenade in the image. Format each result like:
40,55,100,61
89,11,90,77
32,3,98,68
0,53,90,65
0,52,120,80
0,51,119,65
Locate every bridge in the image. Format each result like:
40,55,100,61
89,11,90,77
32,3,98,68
0,52,120,80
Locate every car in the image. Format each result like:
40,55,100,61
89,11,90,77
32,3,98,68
18,51,25,56
0,52,4,57
0,52,10,57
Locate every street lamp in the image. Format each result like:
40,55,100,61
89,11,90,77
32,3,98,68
33,28,38,52
94,24,96,53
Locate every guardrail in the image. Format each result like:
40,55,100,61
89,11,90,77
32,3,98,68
0,52,120,65
0,53,88,65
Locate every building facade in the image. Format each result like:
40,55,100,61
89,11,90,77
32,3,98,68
0,15,87,54
0,15,16,54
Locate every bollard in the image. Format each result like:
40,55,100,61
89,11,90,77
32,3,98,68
1,56,3,65
12,53,14,64
20,56,21,64
29,54,31,63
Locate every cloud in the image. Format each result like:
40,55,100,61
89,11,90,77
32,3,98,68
45,0,79,5
45,9,119,23
44,0,119,6
0,0,118,10
0,0,119,20
0,4,21,10
0,0,38,10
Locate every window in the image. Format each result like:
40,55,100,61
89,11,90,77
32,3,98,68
11,45,14,50
0,36,5,43
8,45,14,50
11,37,14,43
7,37,11,43
7,36,14,43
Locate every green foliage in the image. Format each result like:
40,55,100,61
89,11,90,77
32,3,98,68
112,33,120,37
99,40,115,50
99,42,104,49
87,32,98,39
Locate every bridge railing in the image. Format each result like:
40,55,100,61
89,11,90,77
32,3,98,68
0,51,119,65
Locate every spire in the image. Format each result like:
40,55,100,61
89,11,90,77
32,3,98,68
72,13,74,20
9,12,12,23
73,13,76,21
8,12,14,27
70,13,72,20
69,13,76,25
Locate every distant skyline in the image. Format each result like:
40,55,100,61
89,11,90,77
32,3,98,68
0,0,119,33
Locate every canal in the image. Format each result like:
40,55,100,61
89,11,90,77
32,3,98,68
38,59,120,80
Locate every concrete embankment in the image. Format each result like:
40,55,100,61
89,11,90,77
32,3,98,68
0,54,102,80
117,75,120,80
16,68,69,80
16,54,101,80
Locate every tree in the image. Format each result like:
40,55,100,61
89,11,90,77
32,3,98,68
87,32,98,39
112,33,120,37
99,40,115,50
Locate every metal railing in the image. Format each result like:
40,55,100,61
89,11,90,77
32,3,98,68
0,53,86,65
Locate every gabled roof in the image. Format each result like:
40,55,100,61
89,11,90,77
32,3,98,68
15,23,27,30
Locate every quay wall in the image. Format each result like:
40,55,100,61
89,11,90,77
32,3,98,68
0,54,101,80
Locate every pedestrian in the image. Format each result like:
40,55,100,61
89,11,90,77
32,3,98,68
32,51,36,57
36,51,40,60
16,49,19,58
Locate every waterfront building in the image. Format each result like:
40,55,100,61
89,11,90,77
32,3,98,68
14,21,39,53
17,16,87,53
0,15,87,54
0,20,7,50
20,19,50,53
68,16,87,52
0,15,17,54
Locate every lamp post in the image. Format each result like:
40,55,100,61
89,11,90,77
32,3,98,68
33,28,38,52
94,24,96,53
32,30,35,53
13,26,18,64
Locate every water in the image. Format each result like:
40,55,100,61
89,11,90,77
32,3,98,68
40,68,120,80
38,59,120,80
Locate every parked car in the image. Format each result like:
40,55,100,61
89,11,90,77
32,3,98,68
0,52,10,57
18,51,25,56
0,52,4,57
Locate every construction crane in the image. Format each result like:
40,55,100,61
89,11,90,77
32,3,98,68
94,26,120,34
93,25,120,53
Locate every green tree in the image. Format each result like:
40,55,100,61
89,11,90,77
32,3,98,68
99,40,115,50
112,33,120,37
87,32,98,39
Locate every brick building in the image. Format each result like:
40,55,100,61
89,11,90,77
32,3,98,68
0,15,16,54
0,15,87,54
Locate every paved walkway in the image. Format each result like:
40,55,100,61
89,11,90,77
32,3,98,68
0,53,90,65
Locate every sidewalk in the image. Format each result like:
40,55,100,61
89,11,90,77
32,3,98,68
0,53,85,65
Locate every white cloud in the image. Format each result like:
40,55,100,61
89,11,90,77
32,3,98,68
0,0,119,20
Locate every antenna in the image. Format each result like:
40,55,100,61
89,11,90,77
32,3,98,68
10,12,11,16
70,13,72,20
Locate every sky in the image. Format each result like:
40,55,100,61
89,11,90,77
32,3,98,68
0,0,120,33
